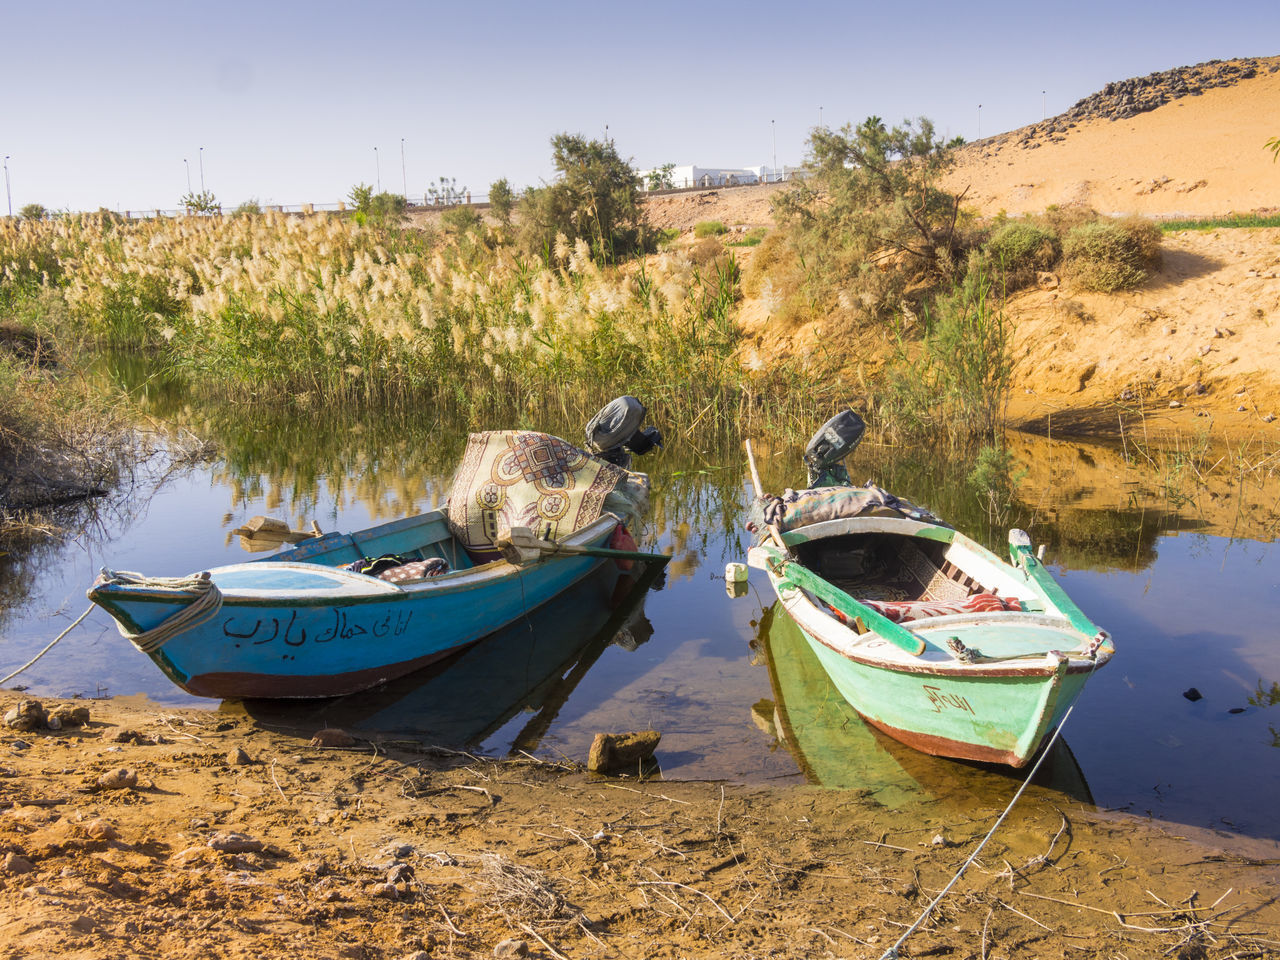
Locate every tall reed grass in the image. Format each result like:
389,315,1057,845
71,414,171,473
0,212,825,435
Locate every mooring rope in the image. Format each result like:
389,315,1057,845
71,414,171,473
98,569,224,655
0,604,96,686
879,655,1103,960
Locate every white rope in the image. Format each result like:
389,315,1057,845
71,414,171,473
99,569,224,655
0,604,96,686
879,656,1102,960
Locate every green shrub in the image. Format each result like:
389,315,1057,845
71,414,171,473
694,220,726,238
984,221,1059,289
19,204,47,221
441,205,482,234
488,178,514,226
728,227,767,247
516,133,650,264
1063,218,1161,292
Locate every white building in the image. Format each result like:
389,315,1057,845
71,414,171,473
636,164,789,189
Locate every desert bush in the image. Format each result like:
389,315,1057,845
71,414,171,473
694,220,726,238
1063,218,1161,292
19,204,47,222
728,227,767,247
233,200,263,217
517,134,650,264
488,178,515,226
984,221,1060,289
766,117,968,327
876,259,1012,444
441,205,483,234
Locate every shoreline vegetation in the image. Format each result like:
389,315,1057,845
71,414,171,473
3,122,1278,550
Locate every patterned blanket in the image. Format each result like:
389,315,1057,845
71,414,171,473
447,431,632,562
826,593,1022,627
747,484,941,535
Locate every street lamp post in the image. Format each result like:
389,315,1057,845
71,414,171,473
1042,90,1046,121
374,147,380,192
3,156,11,218
199,147,205,193
977,105,982,139
184,159,192,194
771,119,776,182
400,138,406,198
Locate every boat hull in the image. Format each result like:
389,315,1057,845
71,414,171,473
89,522,616,700
755,515,1112,767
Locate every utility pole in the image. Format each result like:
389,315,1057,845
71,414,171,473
977,105,982,139
374,146,380,192
199,147,205,193
1042,90,1046,121
771,119,776,182
3,156,11,217
184,158,192,194
400,138,406,198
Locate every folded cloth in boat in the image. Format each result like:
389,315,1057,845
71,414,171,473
447,431,644,562
826,593,1022,626
376,557,448,583
748,484,942,534
341,555,448,582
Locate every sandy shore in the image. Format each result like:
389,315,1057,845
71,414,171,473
2,693,1279,959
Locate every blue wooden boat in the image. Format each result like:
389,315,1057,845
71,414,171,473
88,400,665,700
740,411,1115,768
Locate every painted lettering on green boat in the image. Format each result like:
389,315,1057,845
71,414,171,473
922,684,975,715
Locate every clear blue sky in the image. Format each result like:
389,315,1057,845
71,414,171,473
2,0,1274,213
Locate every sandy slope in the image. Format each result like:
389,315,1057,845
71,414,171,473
644,56,1280,437
944,57,1280,218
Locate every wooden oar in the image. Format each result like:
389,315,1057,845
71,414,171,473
496,527,671,566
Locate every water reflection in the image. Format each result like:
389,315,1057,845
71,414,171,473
751,600,1094,810
236,561,661,753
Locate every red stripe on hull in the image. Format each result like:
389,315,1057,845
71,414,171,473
859,714,1048,768
174,645,469,700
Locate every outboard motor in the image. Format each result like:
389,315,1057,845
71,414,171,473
585,396,664,469
803,409,865,487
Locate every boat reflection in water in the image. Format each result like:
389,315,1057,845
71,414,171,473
753,602,1094,810
235,561,659,753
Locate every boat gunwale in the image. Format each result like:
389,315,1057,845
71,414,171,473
88,513,624,610
776,579,1112,679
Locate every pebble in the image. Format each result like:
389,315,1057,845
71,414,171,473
208,832,263,853
2,853,35,875
494,939,530,959
10,740,32,751
386,863,414,884
84,818,119,841
310,728,356,748
3,700,48,732
370,882,399,899
97,768,138,790
227,746,252,766
1265,414,1277,423
1168,400,1183,408
587,730,661,773
400,953,431,960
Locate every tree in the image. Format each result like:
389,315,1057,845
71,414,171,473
517,133,649,264
346,184,405,224
181,191,220,215
19,203,47,221
770,116,967,322
645,163,676,191
488,177,515,226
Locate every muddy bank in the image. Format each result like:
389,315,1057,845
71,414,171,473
1,693,1277,959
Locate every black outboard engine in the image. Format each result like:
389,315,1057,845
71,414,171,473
585,396,664,469
803,409,865,487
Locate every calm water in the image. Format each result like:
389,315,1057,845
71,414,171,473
2,394,1277,847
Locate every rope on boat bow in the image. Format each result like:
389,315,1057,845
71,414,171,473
99,570,224,654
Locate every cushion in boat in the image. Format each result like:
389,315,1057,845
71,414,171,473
863,593,1022,623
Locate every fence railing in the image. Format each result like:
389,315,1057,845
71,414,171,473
105,176,792,220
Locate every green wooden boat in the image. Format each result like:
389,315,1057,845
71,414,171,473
741,411,1115,768
755,599,1094,806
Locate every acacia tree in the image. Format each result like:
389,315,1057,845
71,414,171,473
518,134,649,264
772,117,967,321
